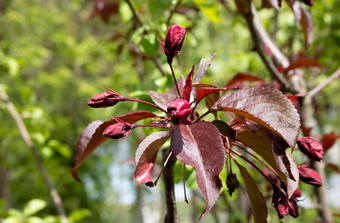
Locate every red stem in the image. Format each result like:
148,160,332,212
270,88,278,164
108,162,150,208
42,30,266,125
127,98,167,113
169,63,182,98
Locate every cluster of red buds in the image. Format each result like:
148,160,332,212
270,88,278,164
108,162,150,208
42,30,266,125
87,24,189,140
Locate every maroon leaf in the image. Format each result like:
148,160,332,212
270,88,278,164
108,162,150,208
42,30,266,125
325,163,340,173
170,121,225,219
135,131,171,184
183,65,194,101
283,58,321,74
236,131,285,180
262,0,282,8
211,86,300,148
300,7,313,48
225,73,265,88
272,133,299,198
235,161,268,223
321,132,339,153
148,75,185,111
194,85,236,105
71,110,157,182
285,0,313,48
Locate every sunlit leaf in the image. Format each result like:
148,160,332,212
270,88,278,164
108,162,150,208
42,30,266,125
170,121,225,219
71,110,157,182
23,199,47,217
194,0,220,24
135,131,170,184
211,86,300,148
236,162,268,223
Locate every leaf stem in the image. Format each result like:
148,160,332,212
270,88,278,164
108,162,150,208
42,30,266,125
228,147,281,190
169,63,182,98
134,124,170,129
231,142,283,182
127,98,167,113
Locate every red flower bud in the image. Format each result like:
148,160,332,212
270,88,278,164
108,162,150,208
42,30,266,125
272,186,289,219
159,24,186,64
88,90,126,108
167,99,191,123
297,137,324,161
298,166,323,187
272,186,300,219
103,119,133,139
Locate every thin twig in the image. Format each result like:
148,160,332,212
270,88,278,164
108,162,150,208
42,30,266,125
243,3,291,91
152,57,169,76
308,68,340,98
125,0,143,27
183,164,188,204
166,0,182,26
0,91,68,223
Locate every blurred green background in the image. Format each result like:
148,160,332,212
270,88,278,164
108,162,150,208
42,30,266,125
1,0,339,222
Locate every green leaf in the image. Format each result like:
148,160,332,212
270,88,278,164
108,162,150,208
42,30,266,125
23,199,47,216
69,208,92,222
26,217,45,223
147,0,172,20
194,0,220,24
131,27,145,45
140,33,159,58
3,216,22,223
236,162,268,223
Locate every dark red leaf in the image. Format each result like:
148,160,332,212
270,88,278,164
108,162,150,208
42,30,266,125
321,132,339,153
285,93,305,103
211,86,300,148
135,131,170,184
225,73,265,88
283,58,321,74
272,133,299,198
148,75,185,111
195,86,236,104
236,131,285,180
235,161,268,223
300,7,313,48
183,65,194,101
170,121,225,219
71,110,157,182
262,0,282,8
325,163,340,173
285,0,313,48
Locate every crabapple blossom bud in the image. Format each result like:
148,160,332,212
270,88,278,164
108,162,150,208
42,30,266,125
298,166,323,187
167,99,191,123
272,186,289,219
297,137,324,161
103,121,132,139
159,24,186,64
88,90,126,108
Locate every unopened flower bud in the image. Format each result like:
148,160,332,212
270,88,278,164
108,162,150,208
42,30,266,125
272,186,289,219
103,121,133,140
297,137,324,161
298,166,322,187
88,90,126,108
226,173,239,196
167,99,191,123
159,24,186,64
